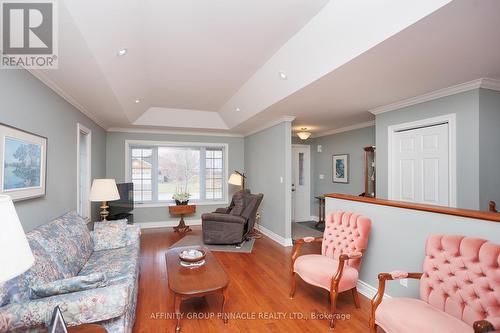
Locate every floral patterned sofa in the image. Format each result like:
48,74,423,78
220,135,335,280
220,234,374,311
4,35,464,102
0,212,140,333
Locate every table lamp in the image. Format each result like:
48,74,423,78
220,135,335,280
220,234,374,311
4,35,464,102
228,171,246,190
0,195,34,283
89,179,120,221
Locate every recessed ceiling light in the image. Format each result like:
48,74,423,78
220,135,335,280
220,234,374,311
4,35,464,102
279,71,287,80
235,107,241,112
134,99,141,104
118,48,127,56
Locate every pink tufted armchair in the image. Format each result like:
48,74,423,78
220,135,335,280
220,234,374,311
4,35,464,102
290,212,372,328
370,235,500,333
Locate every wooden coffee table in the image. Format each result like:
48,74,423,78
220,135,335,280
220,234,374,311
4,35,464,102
165,246,229,332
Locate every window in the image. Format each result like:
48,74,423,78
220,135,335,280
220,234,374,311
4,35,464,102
127,141,227,204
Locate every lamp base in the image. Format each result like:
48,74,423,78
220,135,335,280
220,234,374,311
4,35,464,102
99,201,109,221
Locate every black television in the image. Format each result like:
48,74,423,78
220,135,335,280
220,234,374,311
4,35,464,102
109,182,134,217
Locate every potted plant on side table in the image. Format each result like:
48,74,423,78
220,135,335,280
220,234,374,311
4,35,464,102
173,191,190,205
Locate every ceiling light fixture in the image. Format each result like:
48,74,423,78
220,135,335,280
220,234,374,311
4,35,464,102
134,99,141,104
279,71,287,80
117,48,128,56
297,128,312,140
235,107,241,112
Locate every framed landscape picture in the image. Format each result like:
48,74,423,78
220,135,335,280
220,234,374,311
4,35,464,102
333,154,349,183
0,123,47,201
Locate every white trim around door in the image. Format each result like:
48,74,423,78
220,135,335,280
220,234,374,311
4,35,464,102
76,123,92,221
388,114,457,207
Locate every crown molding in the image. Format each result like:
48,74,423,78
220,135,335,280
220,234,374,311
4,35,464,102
369,78,500,115
244,116,296,137
26,69,108,129
313,120,375,138
107,127,244,138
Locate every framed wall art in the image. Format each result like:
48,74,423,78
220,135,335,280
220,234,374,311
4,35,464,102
0,123,47,201
333,154,349,183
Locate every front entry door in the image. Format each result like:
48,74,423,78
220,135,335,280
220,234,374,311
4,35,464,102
292,145,311,222
391,123,450,206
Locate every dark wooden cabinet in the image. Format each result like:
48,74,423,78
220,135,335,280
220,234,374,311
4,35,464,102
362,146,376,198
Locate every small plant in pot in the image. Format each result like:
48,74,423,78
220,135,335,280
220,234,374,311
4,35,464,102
172,191,190,205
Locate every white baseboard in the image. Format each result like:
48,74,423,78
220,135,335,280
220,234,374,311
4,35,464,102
255,224,293,247
135,219,202,229
356,279,390,300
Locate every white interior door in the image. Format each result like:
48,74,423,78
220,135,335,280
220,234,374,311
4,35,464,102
391,123,449,206
292,145,311,222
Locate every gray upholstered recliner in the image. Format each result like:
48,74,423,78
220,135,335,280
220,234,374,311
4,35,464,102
202,190,264,245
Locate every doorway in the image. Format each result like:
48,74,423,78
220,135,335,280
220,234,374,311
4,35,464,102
292,144,311,222
388,114,456,207
77,124,92,220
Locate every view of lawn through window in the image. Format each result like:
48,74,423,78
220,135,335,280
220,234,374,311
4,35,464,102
130,143,225,203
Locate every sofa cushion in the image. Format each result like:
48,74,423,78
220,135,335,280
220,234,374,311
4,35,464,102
376,297,472,333
26,212,93,278
79,245,139,283
93,219,128,251
31,273,108,298
229,191,245,216
0,239,63,306
293,254,358,293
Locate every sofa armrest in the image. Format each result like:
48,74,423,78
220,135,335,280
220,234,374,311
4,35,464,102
0,283,130,332
201,213,246,224
369,271,423,329
474,318,500,333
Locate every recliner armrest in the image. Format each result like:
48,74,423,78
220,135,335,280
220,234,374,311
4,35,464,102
201,213,246,224
214,207,230,214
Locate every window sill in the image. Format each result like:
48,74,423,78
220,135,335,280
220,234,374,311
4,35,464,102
134,200,229,208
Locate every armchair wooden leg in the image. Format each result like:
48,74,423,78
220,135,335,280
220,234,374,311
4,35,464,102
329,289,338,329
351,287,360,308
369,321,378,333
290,272,297,298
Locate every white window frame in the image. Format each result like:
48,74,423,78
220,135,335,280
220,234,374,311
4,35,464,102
125,140,229,207
76,123,92,222
387,113,457,207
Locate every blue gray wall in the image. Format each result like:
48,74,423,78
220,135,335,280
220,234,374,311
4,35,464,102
376,89,480,209
245,121,292,239
479,89,500,211
0,70,106,231
293,126,375,217
105,131,244,224
311,126,375,215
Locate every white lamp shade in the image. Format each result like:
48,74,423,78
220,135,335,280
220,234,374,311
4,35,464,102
89,179,120,202
0,195,34,283
228,173,243,186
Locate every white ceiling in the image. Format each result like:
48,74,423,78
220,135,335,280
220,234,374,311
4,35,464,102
29,0,500,136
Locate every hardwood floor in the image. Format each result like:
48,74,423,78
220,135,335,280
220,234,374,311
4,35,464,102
133,227,372,333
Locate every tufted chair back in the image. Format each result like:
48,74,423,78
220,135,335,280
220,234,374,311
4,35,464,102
420,235,500,326
321,212,371,271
